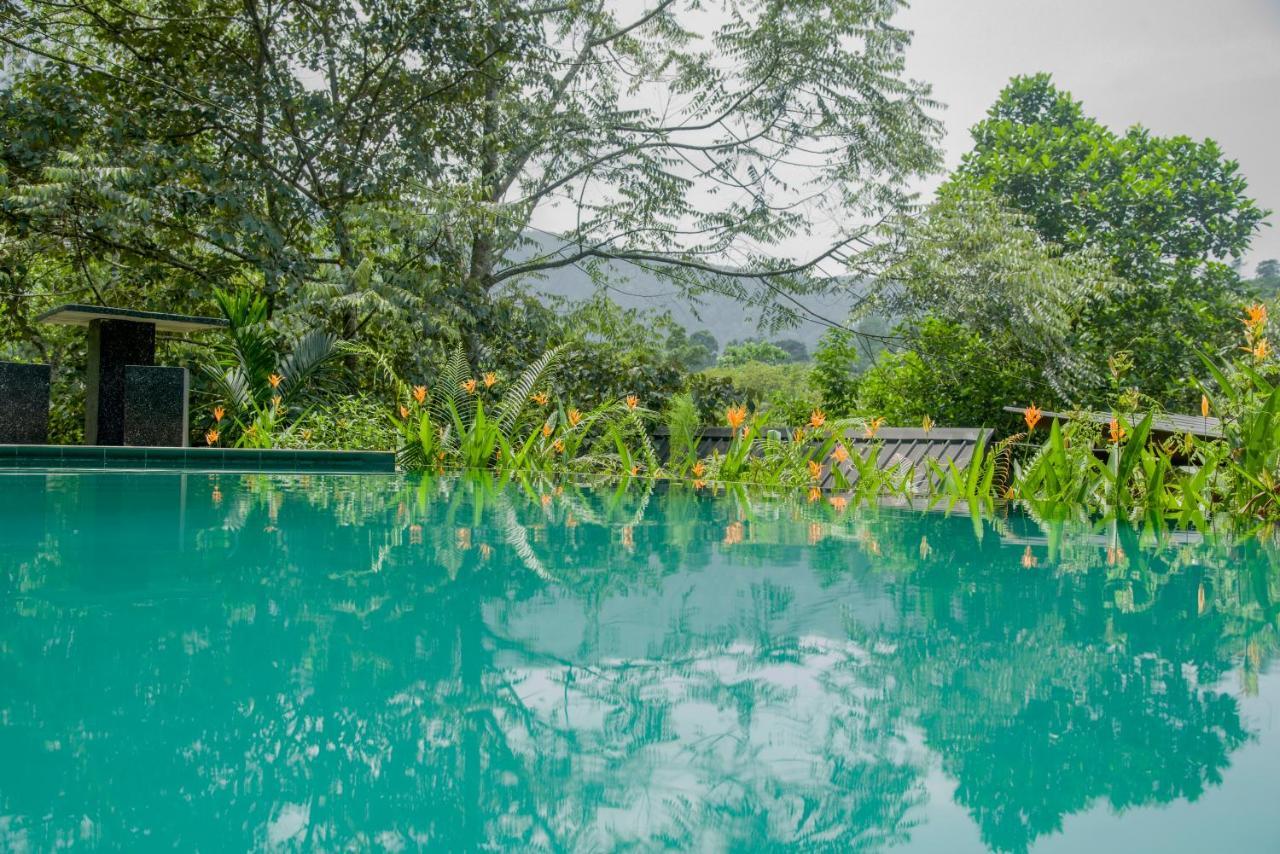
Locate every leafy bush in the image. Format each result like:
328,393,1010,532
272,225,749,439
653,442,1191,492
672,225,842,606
701,362,819,423
856,318,1039,428
718,341,792,367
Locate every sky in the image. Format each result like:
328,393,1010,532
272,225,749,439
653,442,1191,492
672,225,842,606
899,0,1280,273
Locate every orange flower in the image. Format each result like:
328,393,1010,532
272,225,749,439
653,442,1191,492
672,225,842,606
1021,546,1038,569
531,391,550,406
204,428,219,446
807,486,822,503
808,408,826,429
1201,394,1210,418
1245,303,1268,330
829,496,848,511
483,371,498,388
268,373,283,389
540,494,552,508
1253,338,1271,361
792,428,806,443
832,444,849,463
1023,404,1043,432
692,461,706,477
630,465,640,477
413,385,427,405
541,423,553,438
212,405,225,423
462,378,478,394
271,394,282,410
553,438,564,453
568,408,582,427
1108,417,1126,444
725,403,748,431
864,416,885,438
625,394,639,410
807,459,823,481
921,414,934,434
693,479,706,490
399,405,410,419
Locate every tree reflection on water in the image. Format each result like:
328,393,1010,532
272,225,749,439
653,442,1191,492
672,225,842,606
0,472,1275,850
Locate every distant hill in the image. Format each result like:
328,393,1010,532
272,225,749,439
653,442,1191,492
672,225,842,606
499,234,862,348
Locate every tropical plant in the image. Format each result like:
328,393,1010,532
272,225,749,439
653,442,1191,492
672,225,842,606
200,288,340,447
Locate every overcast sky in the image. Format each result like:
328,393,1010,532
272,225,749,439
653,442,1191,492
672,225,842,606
899,0,1280,272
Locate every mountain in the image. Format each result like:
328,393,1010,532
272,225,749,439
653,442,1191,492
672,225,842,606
499,234,861,347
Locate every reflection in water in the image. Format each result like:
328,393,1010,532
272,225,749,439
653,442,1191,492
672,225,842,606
0,472,1277,851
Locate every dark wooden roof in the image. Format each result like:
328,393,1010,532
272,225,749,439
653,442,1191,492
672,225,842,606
1001,406,1222,439
821,427,989,492
37,304,227,333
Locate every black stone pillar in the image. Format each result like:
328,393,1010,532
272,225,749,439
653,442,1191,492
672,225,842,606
0,361,51,444
124,366,189,447
86,319,155,445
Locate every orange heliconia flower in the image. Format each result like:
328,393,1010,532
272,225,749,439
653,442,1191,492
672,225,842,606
531,391,550,406
399,405,410,419
268,373,283,389
808,459,823,481
213,405,225,423
630,465,640,477
832,444,849,463
725,404,748,431
1108,417,1126,444
1253,338,1271,361
921,415,934,434
483,372,498,388
693,479,706,490
625,394,639,410
462,378,478,394
807,486,822,503
864,417,885,438
271,394,282,410
413,385,427,405
1245,303,1268,330
568,408,583,427
1024,404,1043,432
205,428,219,446
553,438,565,453
808,409,826,429
1201,395,1211,418
541,423,553,438
723,521,745,546
793,428,806,443
829,496,848,511
1021,546,1038,569
692,461,706,477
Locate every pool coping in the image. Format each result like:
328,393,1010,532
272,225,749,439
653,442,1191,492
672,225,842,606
0,444,396,473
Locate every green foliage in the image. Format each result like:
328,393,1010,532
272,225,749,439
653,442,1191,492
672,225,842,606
811,327,868,416
957,73,1267,280
718,341,792,367
855,319,1036,428
700,361,817,422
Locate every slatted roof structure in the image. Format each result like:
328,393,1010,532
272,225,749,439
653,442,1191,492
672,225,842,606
1001,406,1222,440
820,427,990,493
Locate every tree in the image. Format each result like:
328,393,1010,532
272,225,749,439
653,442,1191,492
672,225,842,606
2,0,943,364
772,339,809,363
856,318,1038,428
718,340,791,367
872,184,1115,405
1249,259,1280,299
955,73,1268,281
943,74,1270,408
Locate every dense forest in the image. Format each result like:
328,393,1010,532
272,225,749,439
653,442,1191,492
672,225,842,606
0,0,1271,447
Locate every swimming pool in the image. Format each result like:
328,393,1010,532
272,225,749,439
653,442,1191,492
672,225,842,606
1,471,1277,851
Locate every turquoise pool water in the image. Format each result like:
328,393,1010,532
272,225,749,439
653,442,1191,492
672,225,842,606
1,472,1277,852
